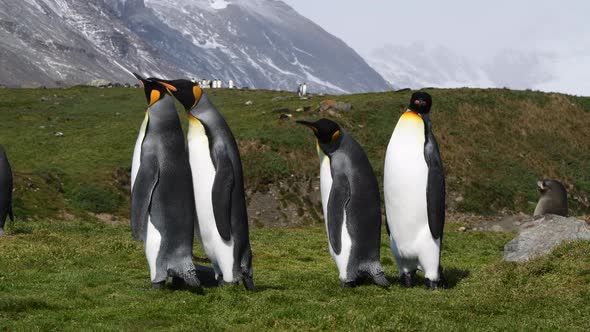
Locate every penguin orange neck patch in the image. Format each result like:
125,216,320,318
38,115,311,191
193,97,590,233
149,90,161,106
191,86,203,109
401,110,423,123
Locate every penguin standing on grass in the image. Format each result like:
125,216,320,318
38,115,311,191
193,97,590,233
0,145,13,236
297,118,389,288
152,78,255,291
383,91,447,289
130,73,200,290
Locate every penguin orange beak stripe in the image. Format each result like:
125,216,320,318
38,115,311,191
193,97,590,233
157,81,178,92
296,120,319,134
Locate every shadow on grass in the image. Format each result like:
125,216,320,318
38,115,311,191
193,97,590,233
444,267,470,289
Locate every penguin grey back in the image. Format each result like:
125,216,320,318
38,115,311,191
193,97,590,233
328,132,383,262
0,145,14,235
534,179,568,217
131,94,194,241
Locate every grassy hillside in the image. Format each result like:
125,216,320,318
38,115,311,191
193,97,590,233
1,86,590,220
0,220,588,330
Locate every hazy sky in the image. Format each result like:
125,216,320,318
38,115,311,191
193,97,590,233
282,0,590,95
282,0,589,59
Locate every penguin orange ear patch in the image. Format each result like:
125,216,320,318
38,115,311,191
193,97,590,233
149,89,161,106
191,86,203,109
331,130,341,142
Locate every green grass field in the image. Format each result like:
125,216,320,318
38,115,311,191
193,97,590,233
1,87,589,330
1,220,588,330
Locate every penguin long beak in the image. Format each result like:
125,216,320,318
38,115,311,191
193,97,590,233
296,120,318,133
133,72,147,87
132,72,145,81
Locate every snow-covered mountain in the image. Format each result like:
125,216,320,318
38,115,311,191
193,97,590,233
367,43,590,96
367,44,494,90
0,0,390,93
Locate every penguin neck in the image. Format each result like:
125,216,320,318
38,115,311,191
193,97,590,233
146,95,181,130
395,110,425,143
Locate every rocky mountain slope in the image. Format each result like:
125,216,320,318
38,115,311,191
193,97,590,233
0,0,390,93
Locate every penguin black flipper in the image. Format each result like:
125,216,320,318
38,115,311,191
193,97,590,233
423,114,445,240
327,172,351,255
131,157,159,241
211,147,234,242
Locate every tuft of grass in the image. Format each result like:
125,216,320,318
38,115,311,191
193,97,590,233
66,183,123,214
0,220,588,330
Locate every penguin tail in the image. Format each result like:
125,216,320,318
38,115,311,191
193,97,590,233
242,274,256,292
8,205,13,221
240,249,256,291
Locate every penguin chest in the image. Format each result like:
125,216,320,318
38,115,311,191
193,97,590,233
131,113,149,190
318,150,352,280
187,119,234,275
384,112,430,252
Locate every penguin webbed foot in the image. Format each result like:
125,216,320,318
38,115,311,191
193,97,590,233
399,272,415,288
425,273,448,290
341,280,358,288
152,281,166,290
370,271,391,288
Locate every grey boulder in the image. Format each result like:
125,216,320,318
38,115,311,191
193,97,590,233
503,214,590,262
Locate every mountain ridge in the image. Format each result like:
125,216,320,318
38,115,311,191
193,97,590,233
0,0,390,93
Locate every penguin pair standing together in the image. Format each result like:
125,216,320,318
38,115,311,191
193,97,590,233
131,74,254,291
299,92,446,289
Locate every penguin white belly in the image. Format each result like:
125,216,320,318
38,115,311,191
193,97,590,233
131,113,148,190
187,119,235,281
145,216,161,281
319,150,352,280
384,120,435,259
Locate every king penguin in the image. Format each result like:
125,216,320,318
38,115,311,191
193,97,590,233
383,91,447,289
0,145,14,236
130,73,200,290
297,118,390,288
150,78,255,291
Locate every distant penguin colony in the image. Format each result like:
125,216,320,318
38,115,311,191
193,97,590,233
0,145,14,236
297,119,389,288
534,179,568,217
384,92,447,289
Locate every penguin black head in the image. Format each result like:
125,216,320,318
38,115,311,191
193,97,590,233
408,91,432,114
296,118,342,153
153,78,203,111
133,72,173,107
